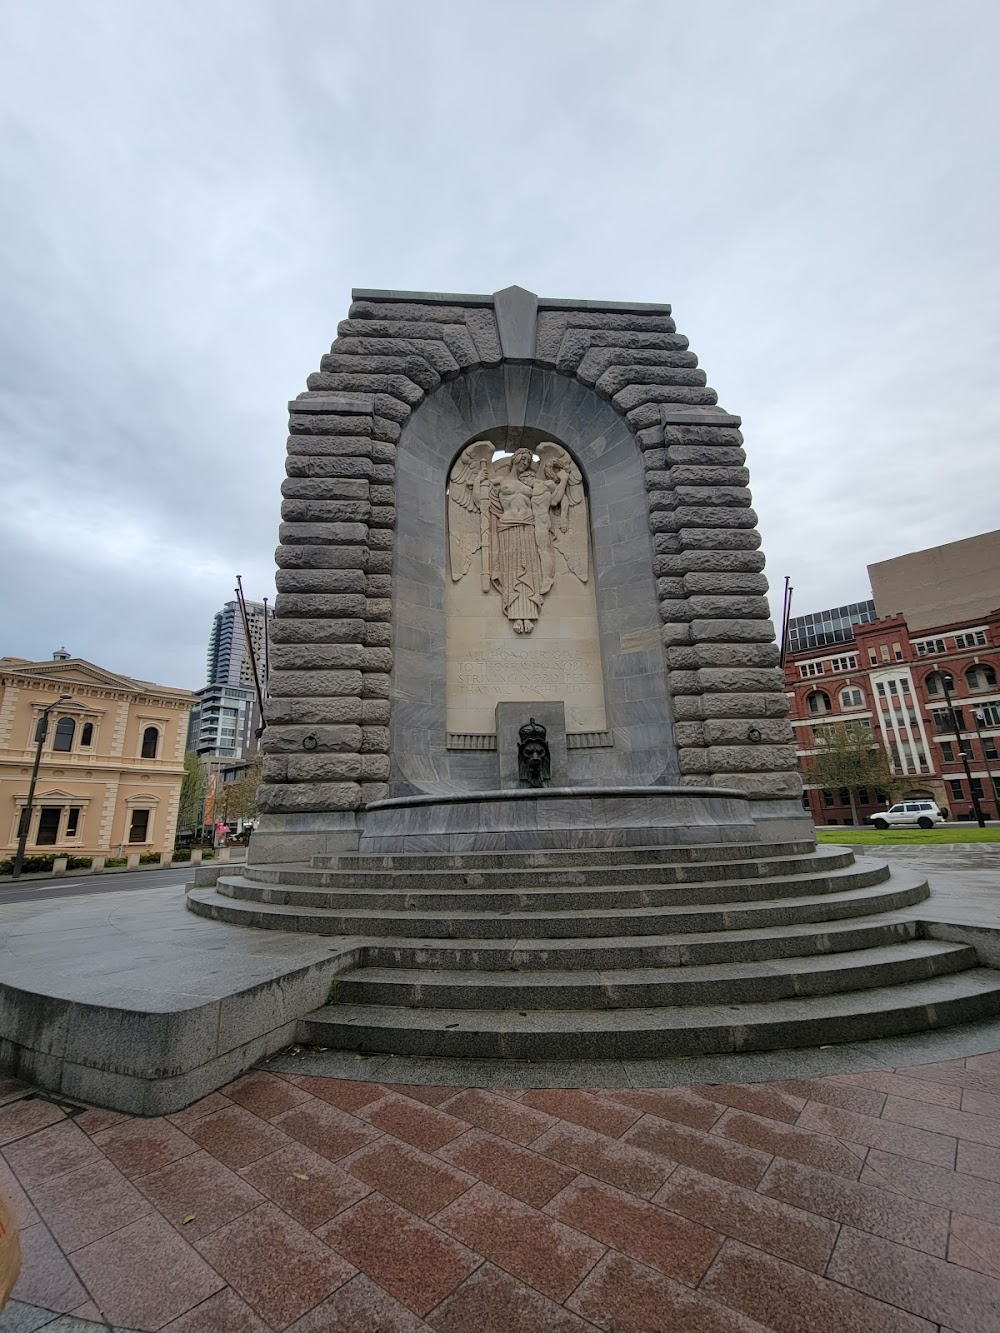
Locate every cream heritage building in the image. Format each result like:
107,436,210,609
0,652,194,859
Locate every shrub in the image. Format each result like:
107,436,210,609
66,856,93,870
105,856,127,867
172,848,192,862
139,852,161,864
0,855,56,874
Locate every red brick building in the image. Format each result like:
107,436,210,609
785,606,1000,825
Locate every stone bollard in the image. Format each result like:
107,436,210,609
159,851,172,868
217,848,231,863
127,853,140,869
52,857,68,876
191,849,203,865
91,856,105,873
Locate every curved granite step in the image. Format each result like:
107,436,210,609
243,846,857,893
364,915,925,971
297,968,1000,1060
311,839,818,872
335,939,976,1010
186,869,930,938
217,860,889,914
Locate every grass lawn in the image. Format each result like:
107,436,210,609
816,826,1000,845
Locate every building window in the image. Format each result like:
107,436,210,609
822,789,835,807
80,722,93,747
915,638,947,656
65,808,80,837
925,671,953,697
36,808,61,845
799,662,825,678
807,691,832,715
857,788,870,804
971,779,985,800
128,809,150,843
985,738,999,761
880,645,890,662
955,631,987,649
967,664,998,692
893,642,903,661
141,727,159,760
52,717,75,752
949,779,964,802
977,703,1000,726
831,655,858,672
940,741,954,762
801,792,810,809
868,649,878,665
840,687,865,709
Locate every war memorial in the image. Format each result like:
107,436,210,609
4,287,1000,1113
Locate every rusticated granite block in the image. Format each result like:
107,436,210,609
285,435,373,457
656,507,759,532
281,477,370,500
280,500,372,523
261,724,363,753
361,699,390,724
665,444,746,466
677,528,763,551
662,424,743,446
670,466,751,487
257,781,362,811
286,455,374,479
660,550,766,574
265,697,363,725
284,754,363,782
692,619,777,643
269,643,363,670
683,572,769,595
703,717,793,745
360,725,390,752
269,618,365,644
268,669,363,697
275,545,368,570
359,647,393,671
273,593,367,618
275,569,366,593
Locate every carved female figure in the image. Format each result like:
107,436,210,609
448,440,588,634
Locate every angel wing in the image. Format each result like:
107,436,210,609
536,442,589,583
447,440,494,581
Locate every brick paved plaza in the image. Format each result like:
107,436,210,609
2,1058,999,1332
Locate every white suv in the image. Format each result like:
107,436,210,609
869,800,947,830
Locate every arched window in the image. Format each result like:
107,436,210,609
141,726,159,759
925,670,953,697
840,687,865,709
807,690,832,715
80,722,93,747
966,664,997,692
52,717,75,752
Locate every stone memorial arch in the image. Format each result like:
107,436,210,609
253,286,806,862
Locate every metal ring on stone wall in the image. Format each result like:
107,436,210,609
747,727,762,743
302,733,319,751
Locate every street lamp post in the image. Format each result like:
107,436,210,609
12,694,74,880
971,707,1000,822
939,673,987,828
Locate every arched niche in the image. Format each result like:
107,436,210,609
390,364,678,795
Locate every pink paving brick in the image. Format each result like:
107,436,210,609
221,1070,312,1119
184,1103,291,1169
568,1251,773,1333
165,1093,233,1132
962,1087,1000,1119
196,1201,355,1328
73,1107,132,1136
624,1112,772,1188
776,1077,887,1117
161,1286,273,1331
318,1194,479,1316
796,1100,957,1166
383,1083,460,1107
0,1097,64,1146
240,1142,372,1230
759,1154,950,1254
134,1147,264,1239
435,1181,606,1302
360,1092,467,1152
531,1119,673,1197
687,1081,806,1124
73,1212,225,1331
835,1070,963,1108
701,1237,936,1333
272,1097,381,1161
344,1136,473,1216
0,1152,38,1228
10,1221,89,1315
30,1155,153,1251
547,1176,722,1287
958,1139,1000,1183
92,1115,197,1180
437,1129,574,1208
828,1224,1000,1332
4,1119,102,1187
437,1087,555,1144
428,1262,596,1333
521,1088,641,1137
601,1085,726,1131
948,1212,1000,1279
862,1148,1000,1226
654,1163,838,1272
287,1272,435,1331
715,1106,868,1178
880,1092,1000,1149
294,1076,386,1112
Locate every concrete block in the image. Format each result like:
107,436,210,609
127,853,140,869
52,857,68,876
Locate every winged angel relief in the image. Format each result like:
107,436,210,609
448,443,589,634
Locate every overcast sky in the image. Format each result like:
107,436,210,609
2,0,998,688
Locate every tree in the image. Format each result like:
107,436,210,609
219,754,263,825
806,720,899,825
177,751,206,835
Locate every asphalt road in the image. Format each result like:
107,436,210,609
0,865,197,906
